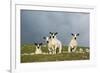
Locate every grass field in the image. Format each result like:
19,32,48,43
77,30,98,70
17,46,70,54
21,44,90,63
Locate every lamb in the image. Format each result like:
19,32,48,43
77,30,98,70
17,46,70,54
43,36,53,54
43,32,62,54
68,33,79,53
34,43,43,54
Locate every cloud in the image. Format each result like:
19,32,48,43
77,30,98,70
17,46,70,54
21,10,89,47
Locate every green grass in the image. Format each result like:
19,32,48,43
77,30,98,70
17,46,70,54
21,44,90,63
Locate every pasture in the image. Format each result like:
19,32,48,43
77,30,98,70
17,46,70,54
21,44,89,63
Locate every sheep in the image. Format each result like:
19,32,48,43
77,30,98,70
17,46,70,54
43,36,53,54
49,32,62,54
43,32,62,54
34,43,43,54
68,33,79,53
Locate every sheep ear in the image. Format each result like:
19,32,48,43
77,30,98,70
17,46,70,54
34,43,37,45
55,32,58,35
49,32,52,34
43,37,46,39
71,33,74,36
39,43,42,45
77,33,79,36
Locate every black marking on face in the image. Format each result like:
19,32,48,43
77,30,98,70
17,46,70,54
55,32,58,35
53,36,55,38
37,45,40,49
43,37,46,39
71,33,74,36
49,36,51,39
50,32,58,35
74,37,76,40
76,33,79,36
52,33,55,38
39,43,42,45
49,32,58,38
34,43,42,49
49,32,53,35
47,41,49,43
34,43,37,45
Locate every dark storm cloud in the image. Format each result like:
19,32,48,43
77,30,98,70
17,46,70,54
21,10,89,47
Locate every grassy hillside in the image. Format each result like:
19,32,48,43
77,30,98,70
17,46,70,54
21,44,89,63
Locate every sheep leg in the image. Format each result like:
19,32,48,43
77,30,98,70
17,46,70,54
72,47,77,52
53,46,57,54
58,45,62,54
51,46,55,54
48,48,52,54
68,46,71,53
53,48,56,54
52,49,55,54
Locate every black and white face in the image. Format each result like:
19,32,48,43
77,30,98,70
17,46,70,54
71,33,79,40
43,37,50,43
34,43,42,49
49,32,58,39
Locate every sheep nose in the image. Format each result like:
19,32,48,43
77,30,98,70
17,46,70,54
49,36,51,39
53,36,54,38
37,47,39,48
75,37,76,40
47,41,49,43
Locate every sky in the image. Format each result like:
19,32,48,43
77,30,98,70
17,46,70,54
21,10,90,47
